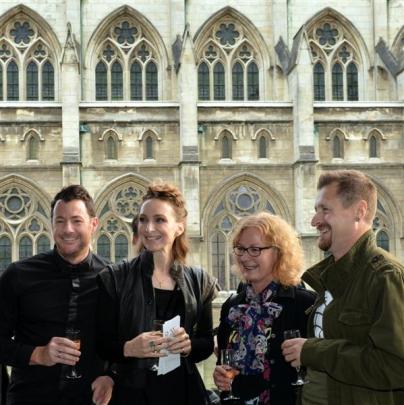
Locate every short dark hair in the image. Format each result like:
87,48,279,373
51,185,96,219
318,170,377,223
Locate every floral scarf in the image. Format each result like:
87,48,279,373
226,281,283,404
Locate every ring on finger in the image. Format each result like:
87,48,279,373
149,341,156,352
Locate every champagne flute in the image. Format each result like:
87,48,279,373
283,329,308,386
221,349,240,401
65,328,81,379
150,319,164,372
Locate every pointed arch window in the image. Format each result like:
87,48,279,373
106,136,117,160
0,236,12,271
214,62,225,100
27,136,40,160
19,236,33,260
145,62,158,100
37,234,50,253
7,61,19,100
95,62,108,100
211,232,226,289
115,234,128,262
232,62,243,100
258,135,267,158
376,230,389,252
221,134,232,159
347,63,358,101
332,136,343,158
247,62,259,100
42,62,54,101
198,62,209,100
145,136,154,159
332,63,343,100
369,135,379,158
111,62,123,100
26,62,38,101
313,62,325,101
130,61,142,100
97,234,111,260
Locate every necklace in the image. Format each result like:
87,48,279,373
152,272,175,290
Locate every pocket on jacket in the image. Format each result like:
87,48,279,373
338,309,370,326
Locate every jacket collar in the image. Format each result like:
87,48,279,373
52,246,93,273
304,230,376,297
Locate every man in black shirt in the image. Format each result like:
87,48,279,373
0,185,113,404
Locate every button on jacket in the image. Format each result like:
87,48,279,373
0,248,110,404
302,231,404,405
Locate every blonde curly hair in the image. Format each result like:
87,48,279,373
231,212,304,287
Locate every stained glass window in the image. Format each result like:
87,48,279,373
198,62,209,100
19,236,32,260
347,63,358,101
26,62,38,100
211,232,226,289
95,62,108,100
130,62,142,100
7,61,19,100
232,62,243,100
0,236,11,271
376,230,389,252
115,234,128,262
332,63,343,101
247,62,259,100
111,62,123,100
97,235,111,260
214,62,225,100
42,62,54,101
37,234,50,253
146,62,158,100
313,62,325,101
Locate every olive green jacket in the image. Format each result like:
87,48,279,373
301,230,404,405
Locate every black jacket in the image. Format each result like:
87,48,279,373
96,250,217,392
217,284,316,405
0,249,110,405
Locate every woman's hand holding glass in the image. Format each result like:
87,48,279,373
123,331,167,358
213,349,240,401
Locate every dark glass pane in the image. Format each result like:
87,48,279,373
232,62,243,101
332,63,343,101
42,61,54,101
111,62,123,100
369,135,378,158
198,62,209,100
0,236,12,272
145,136,153,159
146,61,158,100
95,62,108,100
211,232,226,289
115,234,128,262
376,230,389,252
97,234,111,260
347,63,358,101
214,62,225,100
26,62,38,100
28,136,39,160
19,236,32,260
216,23,239,46
7,61,19,100
37,235,50,253
259,136,267,158
333,136,341,158
313,62,325,101
106,137,117,159
247,62,259,100
222,135,231,159
130,62,142,100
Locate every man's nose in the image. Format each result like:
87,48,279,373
311,212,319,227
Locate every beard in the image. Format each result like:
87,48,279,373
317,230,332,252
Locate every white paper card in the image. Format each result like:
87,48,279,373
157,315,181,375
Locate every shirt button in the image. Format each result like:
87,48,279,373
270,359,275,364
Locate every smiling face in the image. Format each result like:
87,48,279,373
52,199,98,264
138,199,184,258
235,226,279,293
311,182,366,260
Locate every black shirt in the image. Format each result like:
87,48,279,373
0,248,110,404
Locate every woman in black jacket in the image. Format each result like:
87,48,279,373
213,212,315,405
96,181,217,404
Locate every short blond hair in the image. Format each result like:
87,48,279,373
231,212,304,287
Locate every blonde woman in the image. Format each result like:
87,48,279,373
213,212,315,405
